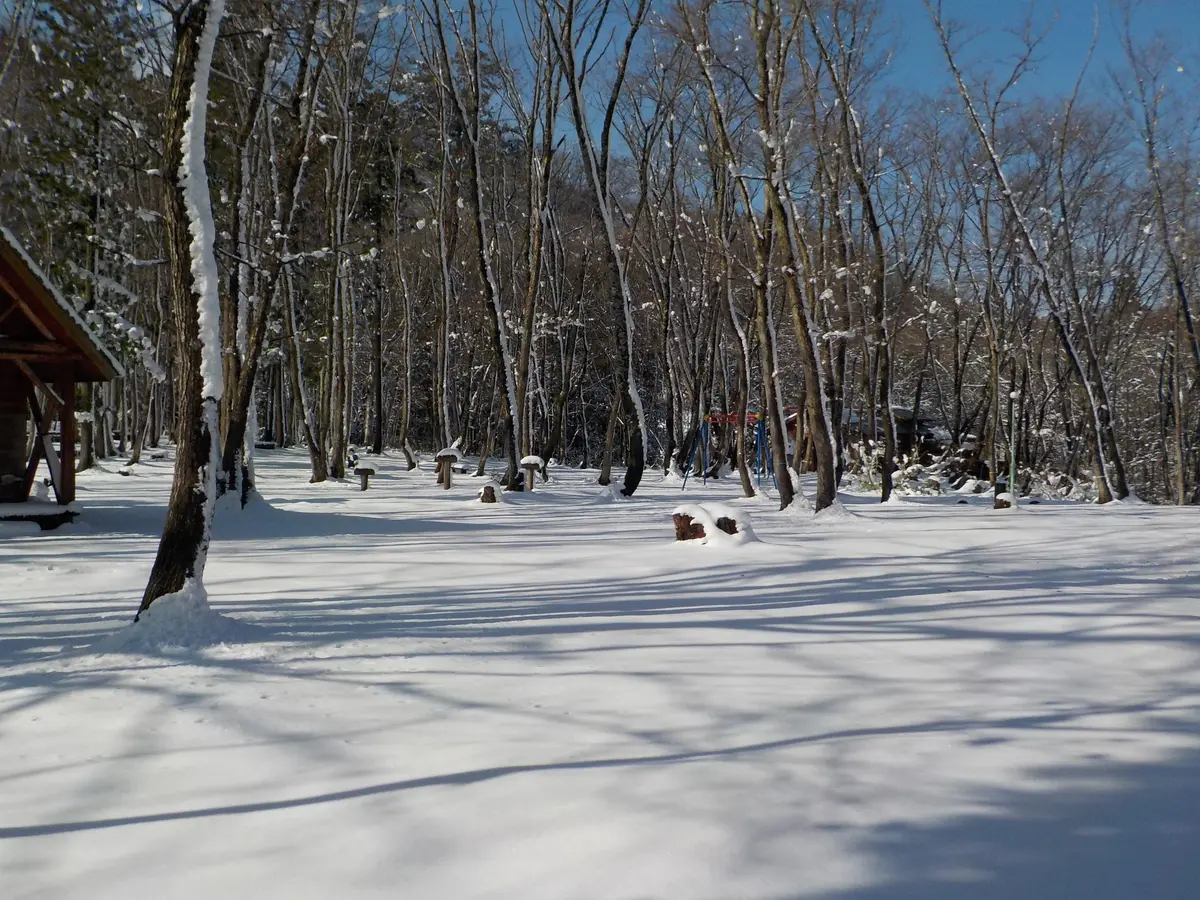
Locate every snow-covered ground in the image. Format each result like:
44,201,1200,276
2,450,1198,899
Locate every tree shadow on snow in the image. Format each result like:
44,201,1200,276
801,748,1200,900
193,541,1200,654
1,702,1197,900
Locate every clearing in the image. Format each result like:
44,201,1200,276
1,451,1198,899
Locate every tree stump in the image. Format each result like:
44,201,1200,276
994,481,1013,510
479,484,497,503
714,516,739,536
673,504,747,543
354,467,376,491
673,513,706,541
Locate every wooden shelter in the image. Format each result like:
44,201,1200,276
0,227,122,506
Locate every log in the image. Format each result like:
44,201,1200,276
354,467,376,491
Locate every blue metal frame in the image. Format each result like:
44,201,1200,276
680,420,710,491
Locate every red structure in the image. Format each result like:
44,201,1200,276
0,228,122,507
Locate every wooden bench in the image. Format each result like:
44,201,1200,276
520,454,544,492
354,467,376,491
435,449,461,489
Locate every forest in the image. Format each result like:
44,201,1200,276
4,5,1200,893
1,0,1197,584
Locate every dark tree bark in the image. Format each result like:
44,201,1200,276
140,0,223,617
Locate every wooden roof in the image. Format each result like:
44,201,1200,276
0,227,123,383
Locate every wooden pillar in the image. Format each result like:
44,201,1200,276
57,371,75,504
0,364,28,503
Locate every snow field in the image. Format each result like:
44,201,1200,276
1,449,1198,899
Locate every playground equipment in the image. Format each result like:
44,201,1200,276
680,412,777,492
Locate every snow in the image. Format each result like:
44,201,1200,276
477,478,504,503
672,502,759,545
2,450,1199,898
178,0,227,402
436,446,462,460
591,482,630,503
812,498,858,522
97,580,264,653
520,455,544,467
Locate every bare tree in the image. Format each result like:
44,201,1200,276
139,0,226,615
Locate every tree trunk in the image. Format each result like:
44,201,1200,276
140,0,226,616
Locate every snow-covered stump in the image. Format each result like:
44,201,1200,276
994,482,1014,510
436,447,460,491
520,454,544,492
673,512,706,541
354,467,375,491
671,503,757,545
477,478,503,504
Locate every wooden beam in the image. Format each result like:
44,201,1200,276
0,338,75,364
56,372,75,504
22,393,43,501
14,358,64,407
0,268,55,339
24,387,61,502
0,301,18,328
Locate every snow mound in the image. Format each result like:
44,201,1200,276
781,500,812,520
520,455,544,467
673,502,759,546
591,484,629,503
813,500,858,523
476,478,505,503
660,468,684,484
1107,493,1149,507
210,490,286,539
788,489,814,512
436,446,462,460
97,582,263,654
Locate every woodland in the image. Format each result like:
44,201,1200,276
0,0,1197,612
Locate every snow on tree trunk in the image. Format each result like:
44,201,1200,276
138,0,226,619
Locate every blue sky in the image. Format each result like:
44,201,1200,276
881,0,1199,99
490,1,1197,100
